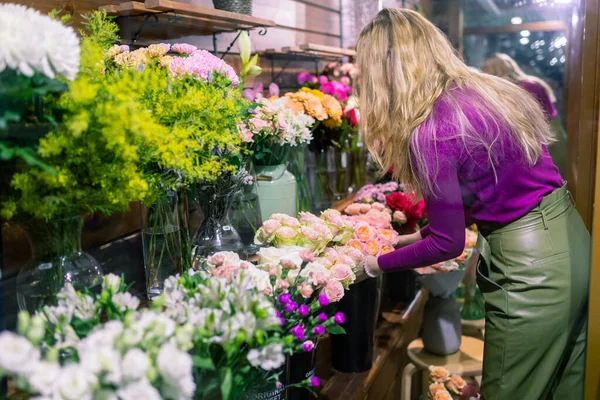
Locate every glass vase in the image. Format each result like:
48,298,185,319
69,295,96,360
141,189,183,300
460,280,486,320
192,191,246,270
288,144,313,212
331,146,351,200
229,190,263,256
308,149,334,213
16,216,104,313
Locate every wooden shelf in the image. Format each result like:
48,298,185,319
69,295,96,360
99,1,275,41
259,43,356,61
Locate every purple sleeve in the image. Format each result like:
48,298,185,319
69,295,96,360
520,80,557,120
378,129,466,272
419,225,431,238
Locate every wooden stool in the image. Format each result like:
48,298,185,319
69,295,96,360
401,336,484,400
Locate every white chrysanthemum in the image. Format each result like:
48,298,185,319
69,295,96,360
0,4,80,79
247,343,285,371
117,379,161,400
112,292,140,312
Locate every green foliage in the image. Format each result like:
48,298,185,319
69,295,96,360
80,10,119,48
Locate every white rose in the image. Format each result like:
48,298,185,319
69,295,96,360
27,361,61,396
257,246,286,266
55,364,97,400
112,292,140,312
121,348,149,382
0,331,40,374
117,379,161,400
103,274,122,294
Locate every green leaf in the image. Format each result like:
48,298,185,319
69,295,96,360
192,355,216,371
326,325,346,335
221,368,233,400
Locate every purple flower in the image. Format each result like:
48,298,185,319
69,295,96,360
310,376,321,387
291,325,305,340
279,293,292,304
280,317,286,326
276,382,283,389
318,293,330,307
314,325,325,335
318,75,328,84
275,310,281,318
307,74,318,83
285,301,299,313
298,304,310,317
302,340,315,352
297,72,309,84
317,313,328,322
334,312,346,325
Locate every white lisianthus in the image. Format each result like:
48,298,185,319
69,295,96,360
57,283,79,305
120,324,144,348
0,4,80,79
121,348,149,382
117,379,161,400
247,343,285,371
111,292,140,312
41,303,74,326
55,325,80,349
54,364,97,400
156,343,195,400
0,331,40,375
245,265,272,292
103,274,122,294
72,294,96,321
230,312,257,338
27,361,61,396
174,324,194,351
137,311,176,340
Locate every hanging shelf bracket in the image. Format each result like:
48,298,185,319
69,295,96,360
214,27,268,59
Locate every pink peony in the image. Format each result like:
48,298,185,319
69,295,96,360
298,282,314,299
300,226,319,241
330,264,354,282
323,279,344,302
282,216,301,227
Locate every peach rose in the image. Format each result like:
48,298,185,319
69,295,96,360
446,374,467,395
323,279,344,302
346,239,366,253
380,243,394,255
371,202,386,211
433,390,452,400
298,282,314,299
377,229,396,244
429,366,451,383
330,264,354,282
365,240,381,256
354,223,375,241
428,383,447,398
359,204,372,214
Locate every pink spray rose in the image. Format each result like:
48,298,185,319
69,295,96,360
277,227,296,239
323,279,344,302
330,264,354,282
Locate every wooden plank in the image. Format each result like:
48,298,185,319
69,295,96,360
99,4,120,14
298,43,356,57
144,0,275,27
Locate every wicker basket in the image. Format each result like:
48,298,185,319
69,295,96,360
212,0,252,15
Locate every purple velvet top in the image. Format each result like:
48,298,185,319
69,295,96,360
378,87,563,272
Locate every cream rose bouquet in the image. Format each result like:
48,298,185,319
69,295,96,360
428,366,480,399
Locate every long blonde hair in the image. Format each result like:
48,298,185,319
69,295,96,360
356,8,555,197
482,53,557,103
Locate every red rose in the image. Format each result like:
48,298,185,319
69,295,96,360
346,108,359,127
386,192,427,233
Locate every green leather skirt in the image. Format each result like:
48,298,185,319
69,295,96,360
476,184,590,400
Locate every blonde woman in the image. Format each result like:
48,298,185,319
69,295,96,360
355,9,589,400
482,53,567,176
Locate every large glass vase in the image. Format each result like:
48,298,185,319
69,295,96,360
142,189,183,300
288,144,313,212
16,216,104,313
192,191,246,270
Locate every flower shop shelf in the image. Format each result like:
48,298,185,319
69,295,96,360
99,0,275,43
316,289,429,400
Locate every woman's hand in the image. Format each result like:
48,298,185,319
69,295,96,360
354,256,384,284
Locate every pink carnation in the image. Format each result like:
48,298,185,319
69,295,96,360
298,282,314,299
300,249,316,262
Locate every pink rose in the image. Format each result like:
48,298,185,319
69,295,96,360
312,270,329,286
323,280,344,302
393,210,407,224
282,216,300,227
298,282,314,299
277,227,296,239
209,254,225,266
300,226,319,241
276,112,288,130
323,247,339,263
250,117,268,131
344,246,365,262
359,204,372,214
312,223,332,238
270,213,288,221
340,76,350,85
330,264,354,282
339,255,356,266
300,249,316,262
299,212,321,224
344,203,362,216
262,219,281,235
277,278,290,290
372,202,386,211
354,223,376,241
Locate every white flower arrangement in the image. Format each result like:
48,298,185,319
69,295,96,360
0,3,80,80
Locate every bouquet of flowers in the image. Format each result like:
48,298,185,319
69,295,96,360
355,182,401,203
385,191,427,234
254,209,354,255
428,366,480,400
415,228,477,276
239,96,315,166
344,220,400,258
